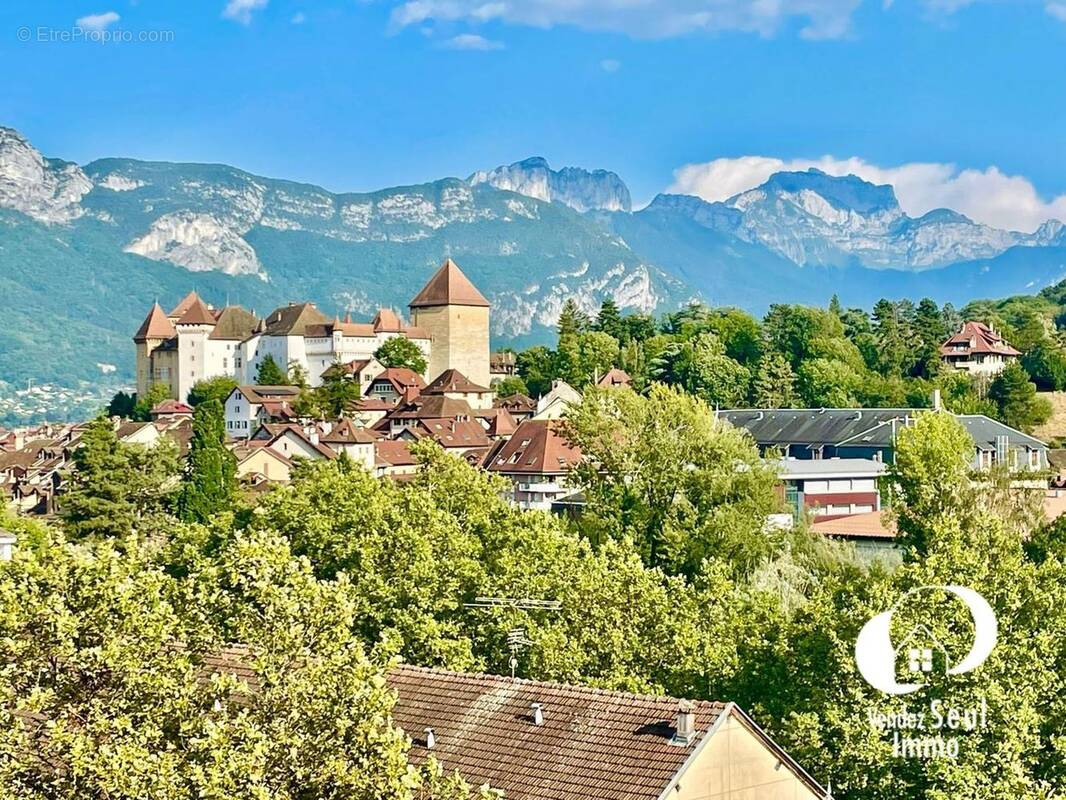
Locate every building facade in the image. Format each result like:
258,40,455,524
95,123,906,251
134,259,491,402
940,320,1021,376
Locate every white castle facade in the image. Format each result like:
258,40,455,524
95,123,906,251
134,259,491,401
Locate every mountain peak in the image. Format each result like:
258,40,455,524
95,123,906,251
0,126,92,224
469,157,632,212
753,168,901,215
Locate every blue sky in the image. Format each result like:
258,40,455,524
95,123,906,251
3,0,1066,230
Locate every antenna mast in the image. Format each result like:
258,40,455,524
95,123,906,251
463,596,561,678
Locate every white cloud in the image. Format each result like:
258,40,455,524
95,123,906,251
223,0,268,24
441,33,504,49
600,58,621,72
75,11,120,30
388,0,1064,39
291,11,306,24
667,155,1066,233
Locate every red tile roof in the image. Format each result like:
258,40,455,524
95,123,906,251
409,259,490,308
321,417,380,445
374,439,417,467
424,368,491,395
940,321,1021,358
486,419,582,475
372,308,404,332
597,368,632,388
168,291,202,319
133,303,177,342
150,399,193,416
811,510,897,540
176,295,217,326
371,368,427,395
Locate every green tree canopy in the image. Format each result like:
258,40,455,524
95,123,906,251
188,375,238,406
254,354,288,385
374,336,428,375
177,400,237,523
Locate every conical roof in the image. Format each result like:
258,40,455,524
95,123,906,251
176,295,217,326
133,303,176,342
409,259,489,309
169,291,202,320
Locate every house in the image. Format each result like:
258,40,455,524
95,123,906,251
422,368,494,410
404,419,490,454
364,368,426,405
374,439,419,478
484,419,583,510
199,649,826,800
810,511,901,565
325,357,385,390
720,407,1049,474
940,321,1020,376
320,418,379,469
249,423,336,462
231,443,295,484
489,350,517,382
495,393,537,423
379,395,475,439
596,367,632,389
775,457,887,522
533,380,582,421
224,385,302,437
351,396,394,428
150,399,194,420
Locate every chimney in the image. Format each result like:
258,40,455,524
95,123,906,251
932,388,942,412
531,703,544,726
672,699,696,745
424,727,436,749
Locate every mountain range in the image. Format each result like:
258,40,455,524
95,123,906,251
2,124,1065,422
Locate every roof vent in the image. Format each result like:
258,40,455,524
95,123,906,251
531,702,544,726
424,727,436,749
672,699,697,745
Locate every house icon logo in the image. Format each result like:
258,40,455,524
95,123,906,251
855,585,997,696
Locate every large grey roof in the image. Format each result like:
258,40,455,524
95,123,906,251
720,409,1046,450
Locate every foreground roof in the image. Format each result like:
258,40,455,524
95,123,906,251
389,664,727,800
486,419,582,475
409,259,490,308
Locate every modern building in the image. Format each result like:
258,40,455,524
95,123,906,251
134,259,491,401
720,408,1048,473
775,457,887,522
940,321,1020,376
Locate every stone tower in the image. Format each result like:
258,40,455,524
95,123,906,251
409,259,490,386
133,302,176,398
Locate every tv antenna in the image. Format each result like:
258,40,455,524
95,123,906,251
463,596,561,678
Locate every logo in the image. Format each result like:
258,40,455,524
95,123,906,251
855,585,997,696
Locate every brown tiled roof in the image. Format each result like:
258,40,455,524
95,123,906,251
355,397,396,411
168,291,201,319
321,417,380,445
388,395,473,421
175,295,217,326
940,321,1021,357
484,408,517,437
371,368,427,394
373,308,404,332
811,510,897,540
416,419,490,449
262,302,329,336
389,664,727,800
597,368,632,388
375,439,417,467
150,399,193,416
209,306,259,340
133,303,177,342
409,259,490,308
486,419,582,475
237,385,303,404
496,393,536,412
424,369,491,395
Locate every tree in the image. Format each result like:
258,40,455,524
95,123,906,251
556,299,589,337
133,382,171,421
751,351,796,408
912,298,947,378
561,383,781,576
188,375,238,406
555,331,620,387
872,298,911,378
60,416,180,538
989,362,1052,432
0,529,493,800
494,375,529,397
651,333,750,408
375,336,428,375
593,297,624,340
255,354,288,385
287,359,310,389
516,346,556,397
1022,342,1066,391
177,400,237,523
106,390,136,418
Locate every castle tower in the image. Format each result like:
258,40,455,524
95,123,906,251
409,259,490,386
133,302,177,398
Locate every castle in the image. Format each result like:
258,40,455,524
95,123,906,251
134,259,491,400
